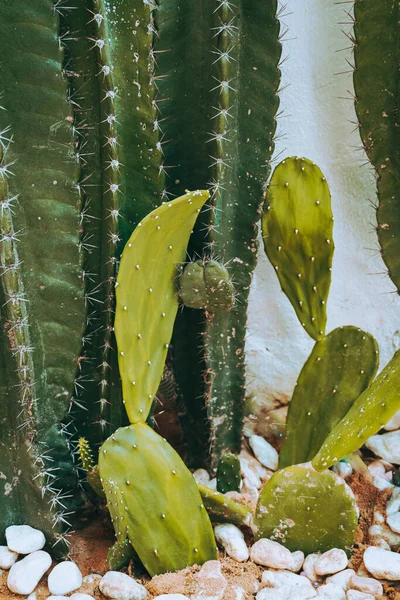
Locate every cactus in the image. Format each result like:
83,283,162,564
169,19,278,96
153,0,282,468
180,260,235,311
279,326,379,468
313,348,400,471
107,539,139,571
262,157,334,341
216,453,241,493
353,0,400,290
198,484,253,528
0,0,86,552
253,463,358,554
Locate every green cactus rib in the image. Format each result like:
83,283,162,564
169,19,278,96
253,463,358,555
156,0,282,467
99,423,218,576
115,190,209,424
0,0,85,551
313,348,400,471
279,326,379,468
216,453,241,494
353,0,400,290
180,260,235,311
262,157,334,341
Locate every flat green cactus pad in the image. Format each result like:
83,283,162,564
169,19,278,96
253,463,358,554
262,157,334,340
115,190,209,424
216,453,241,493
99,423,217,576
313,348,400,471
280,326,379,468
179,260,235,311
198,484,252,528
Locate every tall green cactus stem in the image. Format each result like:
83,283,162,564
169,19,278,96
216,453,241,493
99,423,218,576
313,348,400,471
0,0,85,550
253,463,358,555
280,326,379,468
156,0,282,468
353,0,400,290
180,260,235,311
115,190,209,423
262,157,334,340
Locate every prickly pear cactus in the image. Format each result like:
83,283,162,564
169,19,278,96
198,484,252,527
280,326,379,468
217,453,241,493
262,157,334,340
115,190,210,424
353,0,400,290
313,348,400,471
99,424,217,576
253,463,358,554
180,260,235,311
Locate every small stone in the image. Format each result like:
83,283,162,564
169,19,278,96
326,569,355,590
368,461,386,478
223,584,246,600
191,560,227,600
27,593,37,600
250,539,296,571
0,546,18,569
302,553,320,582
240,458,261,489
349,574,383,598
366,431,400,464
214,524,249,562
206,478,217,491
384,410,400,431
387,512,400,533
248,435,279,471
256,589,292,600
7,550,51,595
261,569,316,596
100,572,148,600
82,573,102,585
346,592,374,600
291,550,305,572
332,462,353,478
153,596,189,600
193,469,210,485
315,549,348,575
5,525,46,554
48,561,82,595
47,597,69,600
316,583,345,599
70,595,96,600
364,546,400,580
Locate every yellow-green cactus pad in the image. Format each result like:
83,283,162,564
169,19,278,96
115,190,209,423
99,423,217,575
262,157,334,340
253,463,358,554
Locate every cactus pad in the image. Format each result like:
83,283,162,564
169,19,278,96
280,326,379,468
313,348,400,471
253,463,358,554
99,423,217,575
180,260,235,311
262,157,334,340
216,453,241,493
198,484,252,528
115,190,209,424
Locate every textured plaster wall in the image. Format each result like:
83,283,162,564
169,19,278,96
245,0,400,417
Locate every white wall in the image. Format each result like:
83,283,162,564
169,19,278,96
246,0,400,415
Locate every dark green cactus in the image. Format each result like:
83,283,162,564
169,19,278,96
353,0,400,291
279,326,379,468
180,260,235,312
0,0,86,552
313,348,400,471
262,157,334,341
253,463,358,555
216,453,241,493
198,484,253,527
154,0,282,468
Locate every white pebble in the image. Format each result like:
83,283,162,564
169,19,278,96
214,524,249,562
368,461,386,478
82,573,102,584
153,596,189,600
372,476,393,491
384,410,400,431
248,435,279,471
47,597,69,600
240,459,261,489
317,583,345,599
349,574,383,598
315,549,348,575
332,462,353,478
206,478,217,490
261,569,316,595
291,550,305,572
256,589,292,600
250,539,299,571
70,595,96,600
48,561,82,595
302,553,320,582
366,431,400,464
193,469,210,485
7,550,51,595
27,593,37,600
364,546,400,580
346,591,374,600
6,525,45,554
326,569,355,590
386,512,400,533
0,546,18,569
100,572,148,600
192,560,227,600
